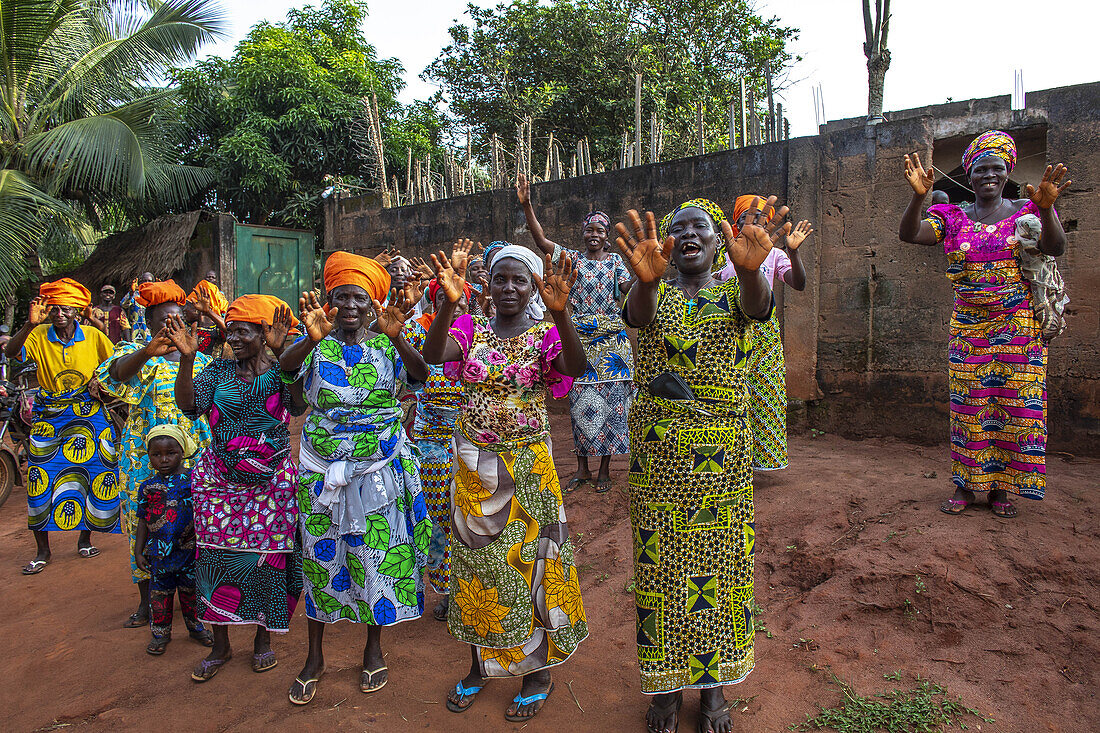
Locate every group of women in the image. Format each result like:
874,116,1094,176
8,128,1069,733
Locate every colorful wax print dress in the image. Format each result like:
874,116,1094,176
926,202,1050,499
22,324,120,533
627,279,762,693
554,247,634,457
444,314,588,677
186,359,302,632
404,315,465,594
96,344,213,583
120,292,149,343
292,333,432,626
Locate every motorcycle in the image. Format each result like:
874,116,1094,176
0,361,37,508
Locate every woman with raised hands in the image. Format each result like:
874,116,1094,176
517,172,635,494
617,197,788,733
900,132,1069,518
421,244,588,723
95,279,215,632
170,295,303,683
279,252,432,705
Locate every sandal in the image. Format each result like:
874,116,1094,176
505,682,554,722
147,636,171,656
124,611,150,628
594,477,612,494
991,500,1018,518
446,680,483,713
189,628,214,647
939,498,970,515
191,654,232,683
698,699,732,733
252,650,278,673
360,665,388,693
77,546,100,558
288,666,325,706
564,477,590,494
21,559,48,575
647,692,683,733
432,598,449,622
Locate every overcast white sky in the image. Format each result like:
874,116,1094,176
205,0,1100,138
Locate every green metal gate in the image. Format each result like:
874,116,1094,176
233,224,314,306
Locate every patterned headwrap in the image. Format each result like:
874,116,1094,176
729,195,775,238
483,241,510,267
659,199,729,271
581,210,611,235
963,130,1017,174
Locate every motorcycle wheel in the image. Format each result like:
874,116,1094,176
0,450,14,508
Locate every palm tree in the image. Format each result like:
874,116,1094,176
0,0,226,298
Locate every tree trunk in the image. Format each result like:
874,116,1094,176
867,52,890,118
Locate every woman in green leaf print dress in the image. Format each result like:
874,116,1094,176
280,252,432,705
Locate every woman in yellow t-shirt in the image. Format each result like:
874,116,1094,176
5,278,119,575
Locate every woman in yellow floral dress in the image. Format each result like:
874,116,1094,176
422,244,588,722
617,199,788,733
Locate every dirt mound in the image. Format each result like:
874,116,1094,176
2,421,1097,731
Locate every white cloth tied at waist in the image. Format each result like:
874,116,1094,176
299,427,407,536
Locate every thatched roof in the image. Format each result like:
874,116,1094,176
66,211,205,291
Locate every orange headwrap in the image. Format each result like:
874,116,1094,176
225,294,300,332
324,251,390,302
187,279,229,315
135,279,187,308
39,278,92,309
730,195,776,238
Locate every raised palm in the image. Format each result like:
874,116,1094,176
785,220,814,250
904,152,935,196
28,296,49,325
1026,163,1071,210
299,291,335,343
372,288,414,339
263,305,293,350
145,328,177,357
615,210,673,284
724,195,790,272
429,250,466,303
450,238,475,279
164,314,198,358
515,172,531,205
534,254,578,313
373,247,399,267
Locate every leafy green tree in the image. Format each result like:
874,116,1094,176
0,0,225,300
424,0,797,169
175,0,447,229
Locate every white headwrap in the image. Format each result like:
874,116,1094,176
491,244,546,320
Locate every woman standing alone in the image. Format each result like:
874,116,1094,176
900,131,1069,517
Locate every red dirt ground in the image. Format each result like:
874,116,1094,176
3,412,1098,732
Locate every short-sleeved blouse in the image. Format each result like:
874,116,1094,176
403,317,465,442
444,314,571,447
556,248,633,317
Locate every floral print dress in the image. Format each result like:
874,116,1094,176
443,314,589,678
293,333,432,626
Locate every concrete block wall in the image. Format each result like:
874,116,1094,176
325,82,1100,455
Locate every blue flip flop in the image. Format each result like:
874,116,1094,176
505,682,554,722
446,680,483,713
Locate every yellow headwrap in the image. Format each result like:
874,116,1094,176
146,423,198,458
